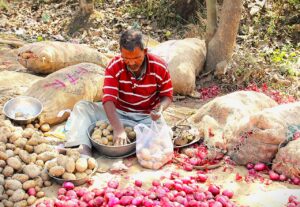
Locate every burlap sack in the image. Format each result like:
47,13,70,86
272,139,300,178
150,38,206,95
227,102,300,165
24,63,105,125
187,91,278,150
18,41,110,74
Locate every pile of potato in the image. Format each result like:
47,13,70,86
91,120,136,146
173,126,197,147
0,119,58,207
136,138,173,170
46,151,97,180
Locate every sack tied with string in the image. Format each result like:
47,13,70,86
134,119,174,170
150,38,206,95
227,101,300,165
25,63,105,125
187,91,278,150
18,41,110,74
272,138,300,179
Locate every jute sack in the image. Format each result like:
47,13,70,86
227,102,300,165
24,63,105,125
187,91,278,149
18,41,110,74
150,38,206,95
272,139,300,178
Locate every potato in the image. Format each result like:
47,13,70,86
99,122,108,130
26,123,34,129
5,179,22,190
0,160,5,168
92,134,102,140
66,149,80,160
13,147,21,155
40,124,50,132
49,166,65,177
12,174,29,183
6,143,15,150
22,128,35,139
0,143,6,152
34,176,44,188
100,137,109,145
36,191,45,198
45,159,57,170
124,126,133,133
92,129,102,136
34,123,40,129
10,189,26,202
7,157,22,170
23,180,37,190
95,120,105,127
23,164,41,178
139,149,151,161
34,143,52,154
107,135,113,142
0,151,8,161
35,159,44,167
75,172,87,179
3,166,14,177
107,142,113,146
9,131,22,143
87,157,97,170
0,127,11,143
30,153,38,163
128,131,136,140
102,129,110,136
75,158,88,172
14,138,28,148
19,150,31,164
107,124,113,132
62,172,76,180
5,150,14,158
85,169,93,175
3,200,13,207
57,154,68,167
65,158,75,173
37,151,58,162
27,137,39,146
40,171,50,181
44,181,52,187
27,196,37,206
6,189,14,196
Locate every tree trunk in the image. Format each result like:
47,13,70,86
79,0,94,16
205,0,242,73
205,0,217,45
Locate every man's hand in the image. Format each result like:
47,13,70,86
150,105,163,121
113,128,128,146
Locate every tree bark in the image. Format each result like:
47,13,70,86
79,0,94,16
205,0,217,44
205,0,242,73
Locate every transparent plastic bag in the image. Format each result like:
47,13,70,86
134,118,174,170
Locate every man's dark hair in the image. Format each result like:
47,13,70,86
119,29,144,51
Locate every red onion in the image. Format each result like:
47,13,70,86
246,163,254,170
108,180,119,189
152,180,160,186
78,200,88,207
194,192,206,201
279,174,287,181
189,157,199,165
184,163,193,171
108,196,119,207
269,171,280,181
208,185,220,196
94,196,104,206
132,196,144,205
58,187,67,196
196,174,208,183
292,177,300,185
27,187,37,196
82,192,95,203
188,199,199,207
119,196,134,205
222,189,234,199
163,180,174,189
87,200,95,207
63,182,75,190
210,201,223,207
76,187,89,197
254,163,266,171
66,190,77,199
134,180,143,187
91,188,104,197
182,184,194,194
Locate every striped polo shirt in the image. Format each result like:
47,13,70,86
102,53,173,113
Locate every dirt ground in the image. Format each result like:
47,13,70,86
0,40,299,207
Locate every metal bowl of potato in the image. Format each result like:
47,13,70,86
87,119,137,158
46,154,98,186
3,96,43,125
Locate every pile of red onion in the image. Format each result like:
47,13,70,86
246,162,300,185
35,172,239,207
287,195,300,207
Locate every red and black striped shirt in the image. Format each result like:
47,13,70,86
102,53,173,113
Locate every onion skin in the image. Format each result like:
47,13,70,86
63,182,75,191
254,163,266,171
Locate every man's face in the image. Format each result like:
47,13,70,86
121,47,146,72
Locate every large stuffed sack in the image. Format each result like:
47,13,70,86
24,63,105,125
272,138,300,179
227,101,300,165
150,38,206,95
187,91,278,149
18,41,110,74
